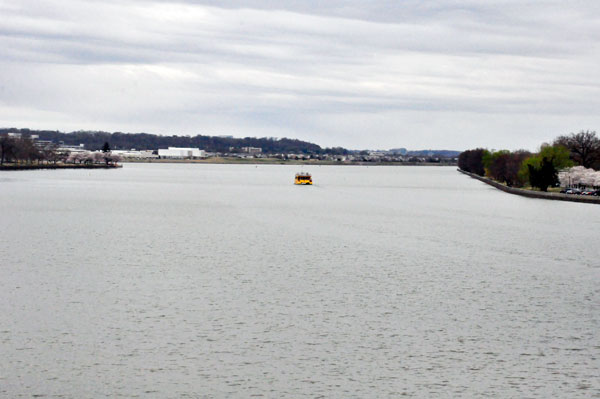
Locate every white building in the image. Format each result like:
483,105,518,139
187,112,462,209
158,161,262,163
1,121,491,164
58,144,87,154
242,146,262,154
111,150,157,159
158,147,206,159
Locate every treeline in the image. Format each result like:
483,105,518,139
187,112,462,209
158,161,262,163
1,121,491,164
0,135,119,166
459,130,600,191
0,136,59,165
0,128,350,155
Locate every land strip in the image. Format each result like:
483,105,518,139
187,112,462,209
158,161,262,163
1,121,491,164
0,163,122,171
458,168,600,205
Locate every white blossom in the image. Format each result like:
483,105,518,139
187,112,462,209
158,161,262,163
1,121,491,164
559,166,600,188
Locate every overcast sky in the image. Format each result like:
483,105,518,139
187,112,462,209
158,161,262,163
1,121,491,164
1,0,599,150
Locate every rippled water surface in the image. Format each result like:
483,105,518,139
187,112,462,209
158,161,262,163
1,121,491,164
1,164,599,398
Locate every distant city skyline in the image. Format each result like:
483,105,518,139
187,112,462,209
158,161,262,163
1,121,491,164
1,0,599,151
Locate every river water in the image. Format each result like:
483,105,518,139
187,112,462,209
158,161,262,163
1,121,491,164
1,164,599,398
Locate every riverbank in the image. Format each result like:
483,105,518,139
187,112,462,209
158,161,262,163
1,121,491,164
0,163,122,171
125,157,457,166
458,168,600,205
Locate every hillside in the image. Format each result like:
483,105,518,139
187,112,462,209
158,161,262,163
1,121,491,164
0,128,339,154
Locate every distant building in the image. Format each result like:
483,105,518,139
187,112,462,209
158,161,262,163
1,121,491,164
158,147,206,159
389,148,408,155
111,150,157,159
2,132,49,146
33,140,55,149
241,146,262,154
58,144,87,154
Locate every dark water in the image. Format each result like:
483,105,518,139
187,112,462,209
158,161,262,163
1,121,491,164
1,164,599,398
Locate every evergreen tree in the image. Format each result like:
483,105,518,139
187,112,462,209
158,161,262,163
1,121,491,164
526,157,559,191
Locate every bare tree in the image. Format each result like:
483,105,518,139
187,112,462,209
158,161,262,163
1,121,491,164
554,130,600,169
11,138,39,164
0,136,16,165
43,144,60,164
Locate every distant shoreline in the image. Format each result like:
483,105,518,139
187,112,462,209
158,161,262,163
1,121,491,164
0,159,458,170
0,163,122,171
124,157,458,166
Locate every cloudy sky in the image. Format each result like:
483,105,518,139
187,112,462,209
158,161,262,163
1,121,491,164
1,0,599,150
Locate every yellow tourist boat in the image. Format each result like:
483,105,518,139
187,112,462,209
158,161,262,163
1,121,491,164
294,172,313,185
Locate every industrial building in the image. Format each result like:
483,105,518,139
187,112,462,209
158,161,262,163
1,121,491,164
158,147,206,159
242,147,262,154
111,150,157,159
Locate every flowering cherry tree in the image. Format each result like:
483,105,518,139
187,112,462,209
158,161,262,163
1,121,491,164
93,152,105,163
559,166,600,188
67,152,88,164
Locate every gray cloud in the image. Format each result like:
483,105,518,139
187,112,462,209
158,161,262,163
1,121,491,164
0,0,599,149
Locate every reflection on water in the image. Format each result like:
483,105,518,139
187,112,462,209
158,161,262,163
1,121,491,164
1,164,599,397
